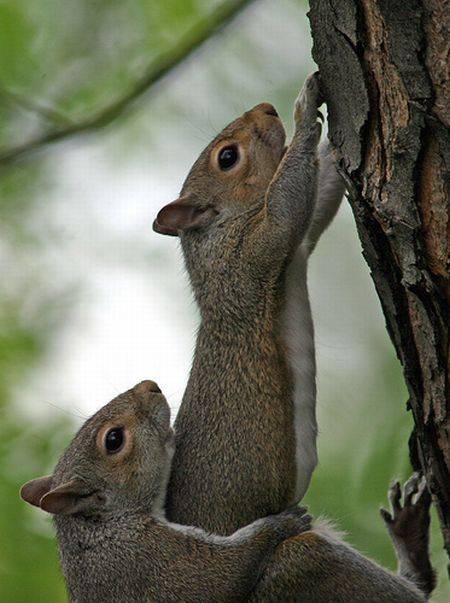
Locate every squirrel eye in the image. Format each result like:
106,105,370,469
104,427,125,454
218,145,239,171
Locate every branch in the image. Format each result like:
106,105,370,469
0,86,73,127
0,0,255,166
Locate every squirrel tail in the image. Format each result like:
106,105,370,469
302,140,345,256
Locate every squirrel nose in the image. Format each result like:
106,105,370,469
134,380,162,395
250,102,279,118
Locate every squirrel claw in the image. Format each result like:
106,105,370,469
379,507,392,524
286,504,308,515
277,505,313,538
381,473,431,539
387,480,403,515
403,472,425,506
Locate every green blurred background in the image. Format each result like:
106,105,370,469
0,1,448,601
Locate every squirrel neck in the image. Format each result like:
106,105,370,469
54,511,160,601
54,509,152,553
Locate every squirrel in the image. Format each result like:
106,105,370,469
153,73,435,600
20,380,313,603
21,382,434,601
153,72,344,532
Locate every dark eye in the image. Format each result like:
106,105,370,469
218,145,239,170
104,427,125,454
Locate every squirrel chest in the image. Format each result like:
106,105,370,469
160,99,320,535
166,234,306,535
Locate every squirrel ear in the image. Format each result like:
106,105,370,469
39,478,102,516
153,197,216,236
20,475,54,508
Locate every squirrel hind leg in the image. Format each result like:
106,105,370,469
380,473,436,598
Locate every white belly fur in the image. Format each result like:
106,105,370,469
280,243,317,502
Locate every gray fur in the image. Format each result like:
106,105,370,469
21,381,313,602
165,73,326,535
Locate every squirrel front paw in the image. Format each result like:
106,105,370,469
294,72,324,133
380,473,431,548
272,505,313,540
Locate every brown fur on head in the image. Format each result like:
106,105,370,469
153,103,286,236
20,380,174,517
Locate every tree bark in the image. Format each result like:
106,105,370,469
308,0,449,568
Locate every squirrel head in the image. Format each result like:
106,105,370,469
20,380,174,518
153,102,286,237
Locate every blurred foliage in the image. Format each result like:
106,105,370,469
0,0,250,155
0,1,448,602
0,300,72,601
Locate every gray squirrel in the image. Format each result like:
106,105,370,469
154,73,343,534
21,381,433,601
153,73,435,600
20,380,313,603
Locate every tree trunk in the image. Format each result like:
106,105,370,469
308,0,449,567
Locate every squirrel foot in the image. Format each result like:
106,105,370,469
273,505,313,540
380,473,430,543
380,473,436,596
294,72,323,135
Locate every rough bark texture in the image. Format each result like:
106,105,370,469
308,0,449,568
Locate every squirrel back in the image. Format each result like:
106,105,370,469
251,473,436,602
250,515,427,602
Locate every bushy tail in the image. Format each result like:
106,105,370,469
302,139,346,256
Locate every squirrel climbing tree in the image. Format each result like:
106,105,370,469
308,0,449,568
3,0,447,580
